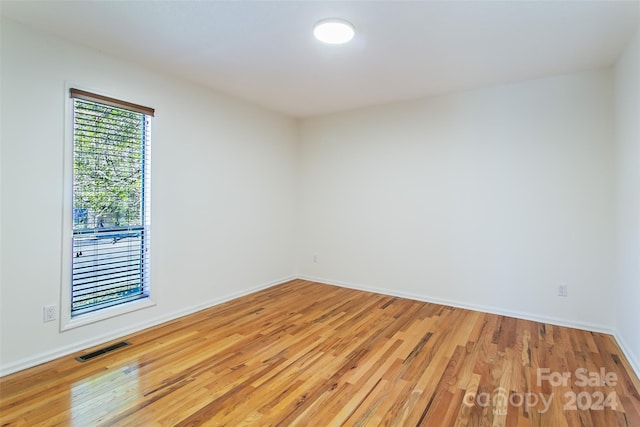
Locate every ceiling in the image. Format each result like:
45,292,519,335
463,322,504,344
1,1,639,118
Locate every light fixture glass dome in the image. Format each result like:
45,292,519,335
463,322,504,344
313,18,355,44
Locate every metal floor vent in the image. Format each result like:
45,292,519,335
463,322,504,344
75,341,131,362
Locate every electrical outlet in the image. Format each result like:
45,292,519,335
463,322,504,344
557,284,568,297
43,305,57,322
313,254,318,263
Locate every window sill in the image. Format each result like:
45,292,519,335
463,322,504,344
61,298,156,331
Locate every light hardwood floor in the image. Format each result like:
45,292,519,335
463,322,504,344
1,279,639,426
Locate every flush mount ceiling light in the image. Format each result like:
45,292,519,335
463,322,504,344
313,18,355,44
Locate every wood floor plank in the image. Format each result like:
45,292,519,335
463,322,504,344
1,279,639,426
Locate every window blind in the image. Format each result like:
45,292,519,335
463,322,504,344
71,91,151,316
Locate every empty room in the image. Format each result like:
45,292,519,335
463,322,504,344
1,1,639,426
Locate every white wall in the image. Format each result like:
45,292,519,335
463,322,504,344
614,27,640,375
0,19,298,375
298,70,617,331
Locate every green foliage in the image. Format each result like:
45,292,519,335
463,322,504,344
73,100,145,229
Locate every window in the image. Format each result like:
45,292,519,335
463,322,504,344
69,89,153,318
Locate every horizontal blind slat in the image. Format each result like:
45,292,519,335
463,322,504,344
73,279,143,296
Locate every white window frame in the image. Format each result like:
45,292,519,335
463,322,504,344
60,83,155,331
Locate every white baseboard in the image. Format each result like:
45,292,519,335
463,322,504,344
306,275,640,380
0,275,296,377
297,275,616,334
298,275,640,380
5,274,638,384
613,331,640,381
